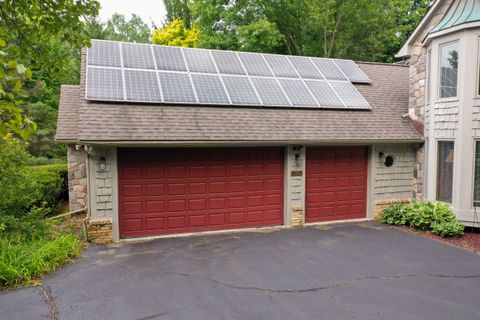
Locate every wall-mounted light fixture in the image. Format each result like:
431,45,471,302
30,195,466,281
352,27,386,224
292,146,304,167
379,152,385,163
99,156,107,171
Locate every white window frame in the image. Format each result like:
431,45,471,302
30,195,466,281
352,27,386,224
435,139,455,204
438,40,460,101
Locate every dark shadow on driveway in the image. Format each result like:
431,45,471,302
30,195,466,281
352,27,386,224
1,221,480,320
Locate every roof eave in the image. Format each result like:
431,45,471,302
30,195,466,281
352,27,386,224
396,0,443,58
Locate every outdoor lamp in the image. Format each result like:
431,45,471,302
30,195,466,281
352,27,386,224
99,156,107,171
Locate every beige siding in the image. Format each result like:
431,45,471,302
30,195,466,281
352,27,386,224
433,101,459,137
373,144,415,201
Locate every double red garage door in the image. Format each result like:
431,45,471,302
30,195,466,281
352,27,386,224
118,146,368,238
118,148,284,238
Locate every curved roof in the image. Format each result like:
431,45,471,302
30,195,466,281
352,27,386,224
430,0,480,34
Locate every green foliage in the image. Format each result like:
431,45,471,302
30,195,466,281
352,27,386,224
0,209,82,288
152,19,200,47
237,19,284,53
0,0,99,69
86,14,151,43
27,164,68,211
25,102,66,159
0,140,67,217
176,0,430,61
0,34,36,140
381,201,464,238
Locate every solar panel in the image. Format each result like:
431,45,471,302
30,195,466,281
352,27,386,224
121,43,155,69
182,48,217,73
222,76,261,105
87,40,121,67
86,67,124,101
305,80,344,108
158,72,197,104
329,81,370,109
334,60,371,83
124,70,161,102
211,51,246,75
311,58,348,81
264,54,299,78
153,46,187,71
278,79,318,107
237,53,273,76
288,56,324,79
85,40,373,111
251,78,291,107
191,74,230,105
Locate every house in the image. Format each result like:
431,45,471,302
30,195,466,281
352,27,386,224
57,38,423,243
397,0,480,227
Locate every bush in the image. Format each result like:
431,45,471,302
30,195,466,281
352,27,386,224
27,164,68,210
381,200,464,237
29,157,66,166
0,206,83,288
0,140,67,217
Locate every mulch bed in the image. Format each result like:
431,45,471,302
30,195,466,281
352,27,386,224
395,226,480,255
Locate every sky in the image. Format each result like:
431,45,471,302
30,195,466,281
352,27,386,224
98,0,167,27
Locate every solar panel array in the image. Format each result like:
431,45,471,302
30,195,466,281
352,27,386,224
86,39,372,109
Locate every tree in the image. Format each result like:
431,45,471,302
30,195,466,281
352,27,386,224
0,0,99,142
176,0,431,62
164,0,193,28
0,34,36,140
104,14,151,43
151,19,200,47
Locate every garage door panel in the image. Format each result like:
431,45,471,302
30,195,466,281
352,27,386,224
119,147,284,238
145,218,165,230
306,146,367,223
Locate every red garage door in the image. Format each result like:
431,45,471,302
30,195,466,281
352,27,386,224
306,146,368,223
118,147,284,238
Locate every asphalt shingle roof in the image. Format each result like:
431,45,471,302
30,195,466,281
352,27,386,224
56,51,421,143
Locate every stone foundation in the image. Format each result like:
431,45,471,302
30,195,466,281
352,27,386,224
374,199,411,219
291,205,303,227
86,218,113,244
67,145,88,211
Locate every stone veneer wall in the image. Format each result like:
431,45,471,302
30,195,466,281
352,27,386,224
408,0,454,120
67,145,88,211
407,1,454,201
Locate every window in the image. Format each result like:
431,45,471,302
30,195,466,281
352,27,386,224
439,42,459,98
437,141,454,203
474,142,480,206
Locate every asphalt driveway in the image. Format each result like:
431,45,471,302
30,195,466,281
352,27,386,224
2,222,480,320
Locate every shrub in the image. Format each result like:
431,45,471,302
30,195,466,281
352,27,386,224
0,139,68,217
29,157,66,166
27,164,68,210
0,206,83,288
380,200,464,238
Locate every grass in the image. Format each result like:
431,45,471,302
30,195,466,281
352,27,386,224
0,215,85,289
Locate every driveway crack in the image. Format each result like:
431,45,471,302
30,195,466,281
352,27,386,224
163,271,480,293
37,284,58,320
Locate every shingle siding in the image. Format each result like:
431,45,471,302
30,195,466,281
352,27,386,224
373,144,415,200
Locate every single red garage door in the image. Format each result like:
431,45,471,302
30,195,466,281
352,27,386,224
306,146,368,223
118,147,284,238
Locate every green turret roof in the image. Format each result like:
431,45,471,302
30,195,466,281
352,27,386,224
430,0,480,33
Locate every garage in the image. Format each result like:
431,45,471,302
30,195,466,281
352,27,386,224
306,146,368,223
118,147,284,238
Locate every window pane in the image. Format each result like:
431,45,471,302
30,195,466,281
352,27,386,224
474,142,480,206
437,141,454,203
440,42,458,98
